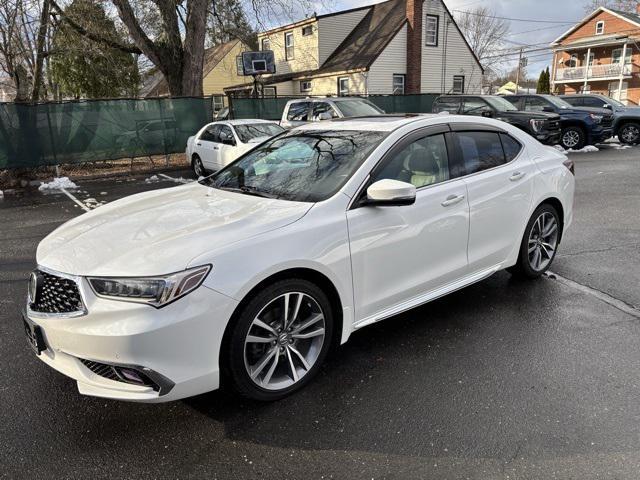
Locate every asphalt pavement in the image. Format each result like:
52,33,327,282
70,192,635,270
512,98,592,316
1,148,639,480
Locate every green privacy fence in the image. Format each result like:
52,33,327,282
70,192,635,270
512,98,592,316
0,97,214,169
229,94,440,120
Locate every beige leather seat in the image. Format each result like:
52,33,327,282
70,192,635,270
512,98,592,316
403,150,442,188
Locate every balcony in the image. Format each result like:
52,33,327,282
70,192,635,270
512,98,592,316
555,63,633,82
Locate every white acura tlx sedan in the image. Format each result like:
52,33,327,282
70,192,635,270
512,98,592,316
24,114,575,402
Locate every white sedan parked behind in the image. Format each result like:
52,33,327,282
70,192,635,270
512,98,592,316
25,115,575,403
186,120,284,175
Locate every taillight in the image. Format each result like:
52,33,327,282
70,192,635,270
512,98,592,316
563,158,575,175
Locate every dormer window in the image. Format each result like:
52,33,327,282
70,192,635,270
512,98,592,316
596,21,604,35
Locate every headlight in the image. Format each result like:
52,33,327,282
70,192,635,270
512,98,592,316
589,113,603,124
530,119,545,133
88,265,211,308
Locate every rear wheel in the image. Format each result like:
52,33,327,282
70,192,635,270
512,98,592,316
226,279,333,401
192,154,205,177
618,122,640,144
508,204,561,279
560,126,586,150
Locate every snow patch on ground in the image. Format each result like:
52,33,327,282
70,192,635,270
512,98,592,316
38,177,78,191
144,175,160,184
554,145,600,154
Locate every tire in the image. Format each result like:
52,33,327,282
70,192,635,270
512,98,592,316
226,279,334,401
618,122,640,145
560,126,586,150
508,204,561,279
192,154,205,177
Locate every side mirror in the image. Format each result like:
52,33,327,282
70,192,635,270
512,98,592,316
481,110,494,118
542,106,555,112
364,179,416,207
603,103,612,109
318,111,333,121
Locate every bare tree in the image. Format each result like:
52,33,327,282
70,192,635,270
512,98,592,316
585,0,639,12
455,6,510,69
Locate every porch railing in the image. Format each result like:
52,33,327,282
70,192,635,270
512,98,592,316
555,63,632,81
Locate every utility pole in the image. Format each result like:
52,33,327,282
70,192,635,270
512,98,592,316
515,47,523,95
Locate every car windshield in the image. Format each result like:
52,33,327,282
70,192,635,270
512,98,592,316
201,130,386,202
545,96,573,109
485,96,518,111
234,123,285,143
335,100,384,117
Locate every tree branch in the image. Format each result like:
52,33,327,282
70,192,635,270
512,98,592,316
49,0,141,54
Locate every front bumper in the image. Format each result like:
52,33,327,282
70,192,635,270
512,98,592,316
589,127,613,144
536,130,561,145
24,276,238,403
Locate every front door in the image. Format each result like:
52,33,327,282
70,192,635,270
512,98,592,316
451,127,535,272
347,127,470,322
216,124,237,168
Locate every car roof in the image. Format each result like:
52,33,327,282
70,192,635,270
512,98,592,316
287,97,372,103
221,119,277,126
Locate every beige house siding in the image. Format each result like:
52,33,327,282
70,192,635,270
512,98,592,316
258,20,320,76
202,41,248,96
421,0,482,94
317,8,371,65
367,25,407,94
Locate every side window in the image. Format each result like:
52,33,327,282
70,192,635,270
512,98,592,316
505,97,523,110
500,134,522,162
454,131,506,175
582,97,604,108
372,133,450,189
200,125,220,142
287,102,310,121
219,125,235,144
561,96,581,106
312,102,339,120
433,97,460,113
524,97,550,112
462,98,492,115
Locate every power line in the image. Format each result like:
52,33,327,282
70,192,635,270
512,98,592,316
507,23,575,37
452,9,579,24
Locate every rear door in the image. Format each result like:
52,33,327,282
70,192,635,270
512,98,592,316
195,125,221,170
451,125,534,272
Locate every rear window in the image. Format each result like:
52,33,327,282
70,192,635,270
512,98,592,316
287,102,310,121
334,99,383,117
454,131,507,175
500,134,522,162
433,97,460,113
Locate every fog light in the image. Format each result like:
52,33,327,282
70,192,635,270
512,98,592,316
116,367,147,385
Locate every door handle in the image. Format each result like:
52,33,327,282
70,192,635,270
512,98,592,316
196,142,202,146
441,194,465,207
510,171,526,181
213,146,219,150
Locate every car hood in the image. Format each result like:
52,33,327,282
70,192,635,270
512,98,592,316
37,183,312,276
565,106,612,115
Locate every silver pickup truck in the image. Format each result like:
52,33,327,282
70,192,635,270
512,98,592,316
280,97,385,129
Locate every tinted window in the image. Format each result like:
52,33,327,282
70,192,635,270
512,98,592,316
218,125,235,144
287,102,310,121
202,130,386,202
561,96,582,106
582,97,606,108
200,125,220,142
335,99,383,117
500,134,522,162
455,131,506,175
372,134,450,188
311,102,339,120
433,97,460,113
524,96,550,112
462,98,492,115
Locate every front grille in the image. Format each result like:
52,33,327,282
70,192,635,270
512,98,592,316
546,119,561,131
29,270,84,314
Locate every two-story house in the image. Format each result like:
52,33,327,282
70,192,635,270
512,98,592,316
550,5,640,105
225,0,483,97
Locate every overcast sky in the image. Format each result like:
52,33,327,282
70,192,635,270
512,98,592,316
320,0,595,79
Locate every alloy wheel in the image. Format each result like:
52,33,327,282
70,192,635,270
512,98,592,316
527,212,559,272
193,157,204,176
620,125,639,143
243,292,326,391
562,130,580,149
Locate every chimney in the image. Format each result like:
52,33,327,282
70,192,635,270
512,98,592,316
406,0,423,94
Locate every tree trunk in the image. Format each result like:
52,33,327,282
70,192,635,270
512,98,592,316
180,0,208,96
31,0,51,102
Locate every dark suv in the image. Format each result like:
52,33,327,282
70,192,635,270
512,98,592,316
560,93,640,144
505,94,614,150
432,95,561,145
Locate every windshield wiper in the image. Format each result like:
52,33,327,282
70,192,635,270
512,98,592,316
217,185,279,199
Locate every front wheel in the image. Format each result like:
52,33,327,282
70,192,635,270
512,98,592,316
618,122,640,144
560,126,586,150
508,204,561,279
226,279,333,401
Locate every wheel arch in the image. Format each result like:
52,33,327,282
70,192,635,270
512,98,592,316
219,267,345,380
